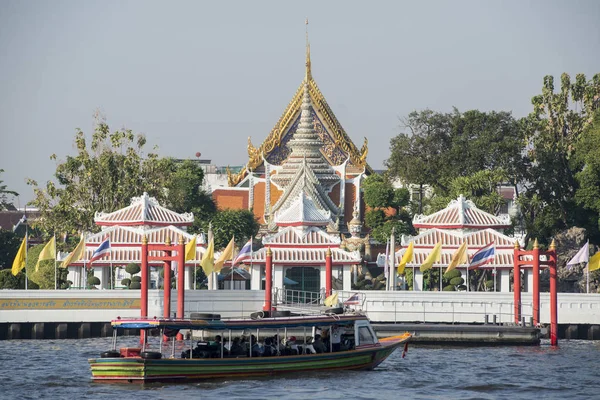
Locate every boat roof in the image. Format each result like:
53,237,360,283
112,313,369,331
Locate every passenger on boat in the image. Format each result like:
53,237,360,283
229,337,244,357
312,334,327,354
330,325,342,352
262,337,277,357
284,336,299,355
250,335,262,357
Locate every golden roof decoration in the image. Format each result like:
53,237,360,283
228,48,371,187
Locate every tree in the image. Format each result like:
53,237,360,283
26,243,68,289
386,109,527,214
362,174,413,243
0,229,21,271
208,209,259,250
0,169,18,210
88,276,101,289
165,160,217,232
574,108,600,233
27,117,176,234
519,73,600,244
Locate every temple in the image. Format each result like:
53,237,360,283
212,38,370,235
214,36,370,292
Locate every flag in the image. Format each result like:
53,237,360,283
11,236,27,276
566,242,589,269
233,239,253,266
469,242,495,269
185,235,197,261
397,242,414,275
90,237,111,264
214,237,235,272
589,252,600,272
420,242,442,272
324,292,339,307
200,238,214,276
35,236,56,271
383,240,390,278
344,293,360,305
61,235,85,268
446,242,468,274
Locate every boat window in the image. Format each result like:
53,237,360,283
358,326,376,345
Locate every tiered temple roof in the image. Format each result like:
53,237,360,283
227,45,370,187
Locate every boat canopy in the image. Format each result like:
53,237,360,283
112,314,368,331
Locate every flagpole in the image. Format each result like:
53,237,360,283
466,266,469,292
231,235,235,290
587,240,590,293
25,224,28,291
54,232,57,290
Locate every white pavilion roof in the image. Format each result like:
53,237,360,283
413,195,511,230
250,247,361,265
68,225,206,267
262,226,341,247
274,192,331,227
94,192,194,227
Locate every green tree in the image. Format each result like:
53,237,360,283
0,169,18,210
0,229,21,271
26,243,68,289
165,160,217,232
574,109,600,232
386,109,527,214
362,174,413,243
27,118,176,234
519,73,600,244
208,209,259,250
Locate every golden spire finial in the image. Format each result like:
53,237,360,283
514,240,520,249
165,236,172,246
549,239,556,250
533,238,539,249
305,17,311,81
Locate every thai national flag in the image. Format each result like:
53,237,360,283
232,239,253,266
90,237,111,263
344,293,361,305
469,242,495,269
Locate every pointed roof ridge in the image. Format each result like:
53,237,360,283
228,50,370,186
275,191,331,227
271,157,339,219
263,225,341,246
94,192,194,227
413,196,511,229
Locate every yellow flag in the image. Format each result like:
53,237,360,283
11,236,27,276
214,237,235,272
420,241,442,272
185,235,197,261
445,242,468,274
589,251,600,272
324,292,339,307
35,236,56,271
200,238,214,276
397,242,414,275
61,235,85,268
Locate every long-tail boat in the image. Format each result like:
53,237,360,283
89,309,411,383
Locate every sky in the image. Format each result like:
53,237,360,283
1,0,599,206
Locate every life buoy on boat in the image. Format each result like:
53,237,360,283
323,307,344,315
140,351,162,359
100,350,121,358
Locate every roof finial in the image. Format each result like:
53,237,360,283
305,17,311,81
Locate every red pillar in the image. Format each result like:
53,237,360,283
163,259,171,318
325,248,332,297
177,236,185,319
513,242,521,323
549,240,558,346
141,236,149,318
263,247,272,312
140,235,148,344
532,239,540,325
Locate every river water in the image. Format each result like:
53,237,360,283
2,338,599,400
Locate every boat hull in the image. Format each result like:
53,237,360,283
90,334,410,383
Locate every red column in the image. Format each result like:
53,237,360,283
513,242,521,324
263,247,272,312
140,235,148,344
163,259,171,318
532,239,540,325
549,240,558,346
177,236,185,319
141,236,149,318
325,248,332,297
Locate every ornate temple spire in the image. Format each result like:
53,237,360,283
305,18,311,81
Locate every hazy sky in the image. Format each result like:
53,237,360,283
1,0,599,205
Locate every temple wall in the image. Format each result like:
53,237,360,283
212,188,248,211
